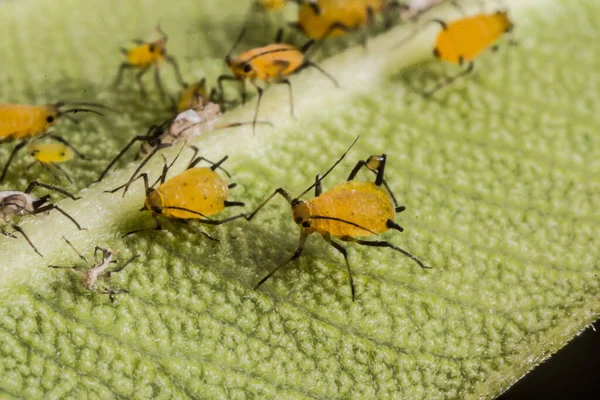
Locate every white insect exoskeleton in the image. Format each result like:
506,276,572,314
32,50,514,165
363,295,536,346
49,237,139,300
0,181,84,256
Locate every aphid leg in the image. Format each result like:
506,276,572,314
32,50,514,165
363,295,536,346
122,143,172,196
360,7,376,49
217,75,243,104
41,162,64,183
274,28,284,44
297,61,339,88
11,224,43,257
224,201,245,207
51,162,73,184
251,82,264,135
323,234,356,301
113,63,133,88
24,181,81,200
62,236,91,265
278,78,296,120
135,67,151,98
255,230,309,290
106,172,150,194
47,134,86,160
342,236,429,269
228,183,237,189
0,140,27,182
95,123,166,182
423,61,474,97
1,230,17,239
94,246,109,264
106,254,139,281
178,220,219,242
154,66,167,101
123,215,162,238
245,188,293,221
33,204,86,231
187,155,231,177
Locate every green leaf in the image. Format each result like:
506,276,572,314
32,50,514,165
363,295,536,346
1,0,599,398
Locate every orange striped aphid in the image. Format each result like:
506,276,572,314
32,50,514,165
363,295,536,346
0,102,106,182
246,136,428,300
106,154,247,239
114,26,186,100
49,237,139,300
217,28,338,133
293,0,401,43
423,10,514,96
0,181,84,257
27,143,74,183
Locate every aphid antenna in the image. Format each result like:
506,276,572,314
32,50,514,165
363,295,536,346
225,27,248,64
295,135,360,200
56,102,116,112
156,24,168,41
57,108,104,117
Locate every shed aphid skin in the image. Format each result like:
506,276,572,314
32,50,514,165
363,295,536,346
0,101,107,182
27,143,75,183
217,27,339,134
49,237,139,300
106,154,247,239
292,0,405,44
95,99,272,187
175,78,220,114
0,181,84,257
113,25,186,100
423,10,514,96
246,136,428,301
400,0,446,21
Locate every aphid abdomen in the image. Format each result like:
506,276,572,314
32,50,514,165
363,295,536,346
436,12,511,64
309,181,394,238
0,104,48,141
159,168,229,219
126,43,162,67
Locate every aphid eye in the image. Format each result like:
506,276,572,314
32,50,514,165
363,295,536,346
152,206,163,214
295,217,303,224
149,44,155,52
302,221,311,228
46,115,55,123
60,152,66,157
243,64,252,73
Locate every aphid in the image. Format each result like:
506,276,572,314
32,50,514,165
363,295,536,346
95,99,271,187
113,26,186,99
256,0,288,12
423,10,514,96
106,154,247,239
0,102,106,182
292,0,401,43
217,27,338,133
175,78,220,113
27,143,74,183
246,136,428,300
0,181,85,257
49,237,139,299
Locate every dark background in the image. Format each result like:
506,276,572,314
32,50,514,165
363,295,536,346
499,320,599,399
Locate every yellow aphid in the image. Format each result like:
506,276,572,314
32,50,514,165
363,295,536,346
218,28,338,133
247,137,428,300
107,155,247,239
257,0,288,12
294,0,394,40
424,11,514,96
0,102,104,182
114,26,185,99
28,143,73,164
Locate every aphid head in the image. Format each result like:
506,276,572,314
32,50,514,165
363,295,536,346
144,189,164,215
291,200,312,228
148,38,168,56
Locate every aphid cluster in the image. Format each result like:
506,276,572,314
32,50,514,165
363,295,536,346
1,0,515,300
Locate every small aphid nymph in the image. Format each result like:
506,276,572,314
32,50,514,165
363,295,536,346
28,142,75,183
49,237,139,299
246,136,428,300
114,26,186,99
0,181,85,256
